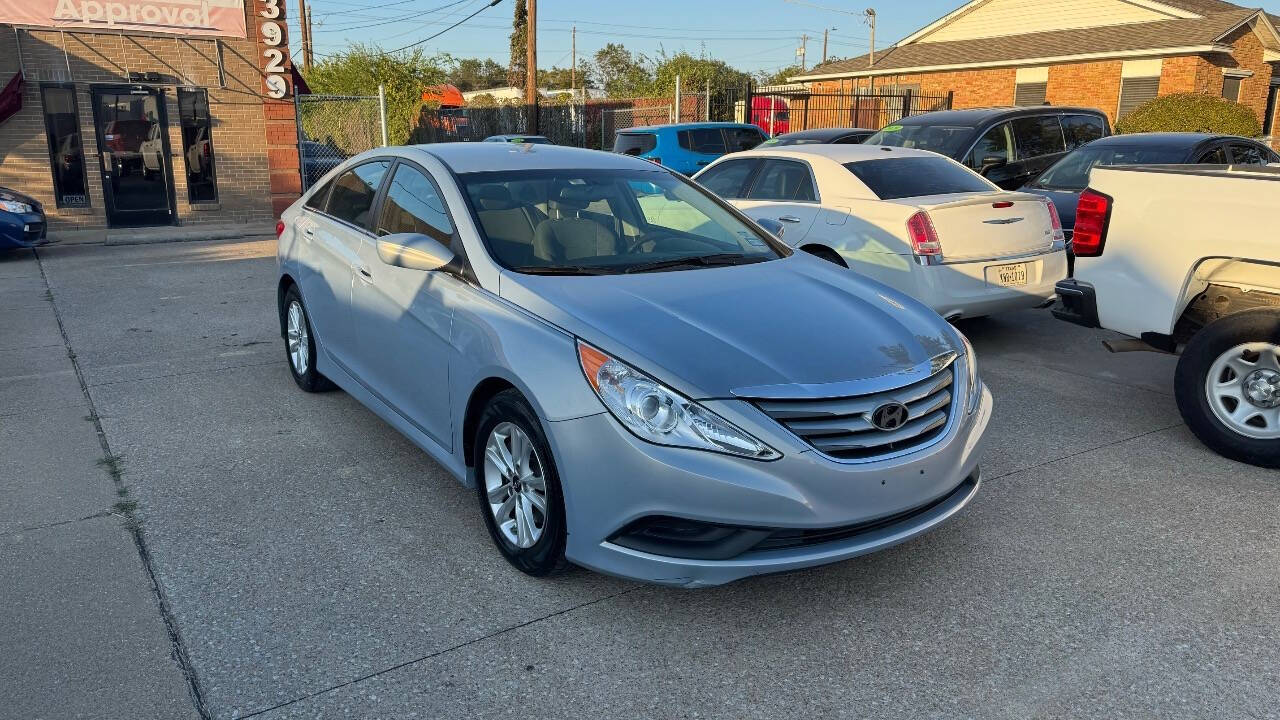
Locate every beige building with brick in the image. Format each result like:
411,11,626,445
792,0,1280,148
0,0,302,234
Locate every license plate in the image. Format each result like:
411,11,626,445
991,262,1028,287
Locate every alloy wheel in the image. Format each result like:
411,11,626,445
1204,342,1280,440
286,300,310,375
483,422,548,548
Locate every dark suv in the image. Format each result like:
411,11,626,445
863,106,1111,190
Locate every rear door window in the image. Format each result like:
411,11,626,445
695,159,760,198
1061,114,1106,150
680,128,728,154
845,157,992,200
1011,115,1066,159
746,159,817,201
724,127,766,152
324,161,391,230
1228,143,1271,165
614,133,656,155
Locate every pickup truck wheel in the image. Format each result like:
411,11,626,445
1175,309,1280,468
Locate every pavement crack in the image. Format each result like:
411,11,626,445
986,422,1185,482
34,249,214,720
7,509,115,535
234,583,645,719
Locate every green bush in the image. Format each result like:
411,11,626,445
1114,92,1261,136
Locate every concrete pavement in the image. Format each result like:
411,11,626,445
6,237,1279,719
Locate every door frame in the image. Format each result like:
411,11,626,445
89,84,177,227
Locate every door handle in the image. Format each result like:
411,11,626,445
778,215,803,223
357,267,372,281
302,227,314,238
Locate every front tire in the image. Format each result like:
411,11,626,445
472,390,569,576
1174,309,1280,468
282,286,334,393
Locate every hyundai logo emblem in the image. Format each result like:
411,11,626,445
870,402,910,431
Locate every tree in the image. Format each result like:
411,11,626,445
508,0,528,90
755,64,804,87
593,43,653,98
448,57,507,92
650,51,750,95
303,44,449,146
539,61,596,90
1115,92,1262,136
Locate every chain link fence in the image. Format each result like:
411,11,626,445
295,90,387,190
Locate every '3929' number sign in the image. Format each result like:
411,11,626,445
258,0,290,99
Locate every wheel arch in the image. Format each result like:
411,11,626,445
277,273,299,338
1172,259,1280,346
462,377,522,470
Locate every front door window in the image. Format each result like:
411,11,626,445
92,87,175,227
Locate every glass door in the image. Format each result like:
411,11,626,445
91,86,175,227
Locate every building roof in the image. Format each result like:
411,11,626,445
792,0,1279,81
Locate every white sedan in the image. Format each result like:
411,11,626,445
692,144,1068,320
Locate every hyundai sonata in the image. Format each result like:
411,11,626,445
275,143,992,587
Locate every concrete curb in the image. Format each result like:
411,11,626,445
48,225,275,247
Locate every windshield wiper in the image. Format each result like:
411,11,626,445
622,254,766,274
509,265,613,276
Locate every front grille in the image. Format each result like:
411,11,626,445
754,359,957,461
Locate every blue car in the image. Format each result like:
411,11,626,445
0,187,47,250
612,122,768,175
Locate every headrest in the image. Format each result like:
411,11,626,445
474,185,515,210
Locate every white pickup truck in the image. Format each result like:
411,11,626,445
1054,163,1280,468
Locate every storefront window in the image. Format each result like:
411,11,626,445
178,88,217,203
40,85,89,208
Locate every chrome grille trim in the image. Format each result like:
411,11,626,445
752,357,959,462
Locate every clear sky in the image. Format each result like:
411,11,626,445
290,0,1280,78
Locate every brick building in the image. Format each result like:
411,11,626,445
791,0,1280,147
0,0,302,233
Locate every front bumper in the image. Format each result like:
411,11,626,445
0,211,48,250
1052,279,1099,328
545,384,993,587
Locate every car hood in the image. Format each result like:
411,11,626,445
0,186,41,211
499,254,960,399
1020,186,1080,230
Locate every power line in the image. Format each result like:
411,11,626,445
375,0,504,55
310,0,471,32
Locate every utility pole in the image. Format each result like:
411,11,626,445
297,0,312,71
797,34,808,72
570,25,576,99
822,28,829,65
865,9,876,67
525,0,537,132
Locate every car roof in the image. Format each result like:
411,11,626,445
776,127,875,140
1083,132,1249,148
730,143,948,163
894,106,1106,126
410,142,652,173
486,134,547,140
619,122,762,133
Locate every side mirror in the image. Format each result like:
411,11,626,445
376,232,455,272
979,156,1007,176
756,217,786,239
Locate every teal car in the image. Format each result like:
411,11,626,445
612,122,767,175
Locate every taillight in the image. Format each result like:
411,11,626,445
275,220,285,238
906,211,942,256
1041,196,1065,242
1073,189,1111,257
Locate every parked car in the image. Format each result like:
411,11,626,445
693,144,1068,320
612,122,767,175
0,186,48,251
863,107,1111,190
760,127,876,147
300,140,346,189
1054,163,1280,468
749,96,790,135
484,134,552,144
1022,133,1280,260
276,143,991,586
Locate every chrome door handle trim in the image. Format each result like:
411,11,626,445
357,267,372,280
779,215,802,223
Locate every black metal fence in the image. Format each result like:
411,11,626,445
407,84,954,149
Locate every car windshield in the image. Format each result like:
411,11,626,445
863,123,975,157
460,168,787,275
1030,145,1190,191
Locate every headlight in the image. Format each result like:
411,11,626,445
957,331,980,414
0,200,34,214
577,340,780,460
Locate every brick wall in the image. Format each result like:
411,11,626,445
0,1,288,232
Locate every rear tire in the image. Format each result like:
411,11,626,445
473,389,570,576
282,286,335,393
1174,309,1280,469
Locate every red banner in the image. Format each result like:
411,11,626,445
0,0,247,38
